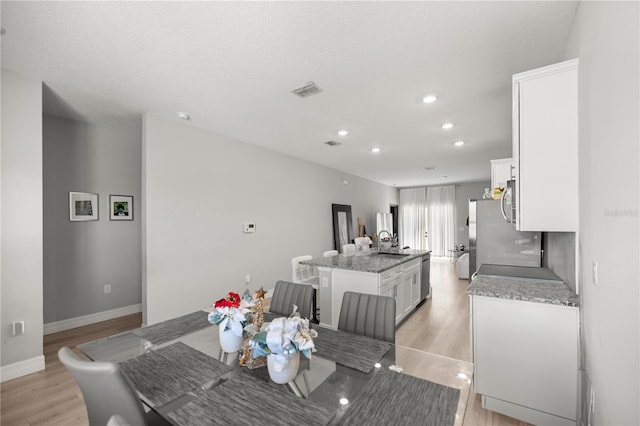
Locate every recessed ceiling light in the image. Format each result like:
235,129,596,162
371,147,382,153
453,140,465,146
339,398,349,406
338,129,350,136
324,140,342,147
422,94,438,104
441,122,454,129
177,112,190,120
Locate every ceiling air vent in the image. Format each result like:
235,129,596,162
291,81,323,98
324,140,342,147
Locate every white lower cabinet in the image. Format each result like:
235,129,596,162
379,259,421,324
380,276,403,324
405,262,421,312
471,295,578,425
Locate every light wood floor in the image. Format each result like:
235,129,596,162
396,258,530,426
1,260,529,426
1,314,143,426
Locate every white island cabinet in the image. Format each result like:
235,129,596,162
378,259,421,324
471,295,579,425
326,258,421,328
303,251,426,330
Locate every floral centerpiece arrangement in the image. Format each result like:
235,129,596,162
208,291,253,335
208,291,253,353
247,306,317,383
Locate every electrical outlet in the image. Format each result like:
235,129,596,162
245,274,251,284
11,321,25,336
592,261,598,285
104,284,112,294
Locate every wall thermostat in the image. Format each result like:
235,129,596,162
243,223,256,233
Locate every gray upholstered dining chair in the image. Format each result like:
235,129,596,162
269,280,314,320
338,291,396,343
58,346,168,426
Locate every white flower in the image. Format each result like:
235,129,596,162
295,327,318,352
249,304,317,364
209,297,253,337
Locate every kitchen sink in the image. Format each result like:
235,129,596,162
373,252,410,257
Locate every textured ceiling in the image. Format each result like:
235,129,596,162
1,1,579,187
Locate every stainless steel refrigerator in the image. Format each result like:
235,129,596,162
469,199,542,276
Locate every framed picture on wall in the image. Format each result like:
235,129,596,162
69,192,99,221
109,195,134,221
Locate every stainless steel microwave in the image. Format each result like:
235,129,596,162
501,179,516,224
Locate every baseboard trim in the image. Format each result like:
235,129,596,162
1,355,45,383
44,304,142,335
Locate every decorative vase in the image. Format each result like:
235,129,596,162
218,327,243,353
267,352,300,384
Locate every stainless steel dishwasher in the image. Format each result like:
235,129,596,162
420,252,431,300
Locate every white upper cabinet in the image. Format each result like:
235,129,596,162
512,59,579,232
490,158,514,190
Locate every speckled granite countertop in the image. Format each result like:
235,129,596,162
300,249,430,273
469,274,579,307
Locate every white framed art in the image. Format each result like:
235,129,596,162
69,192,99,221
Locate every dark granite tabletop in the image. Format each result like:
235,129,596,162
300,249,430,273
468,274,579,307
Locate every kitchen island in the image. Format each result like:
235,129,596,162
301,249,429,329
468,266,579,425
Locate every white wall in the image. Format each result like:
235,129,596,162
0,69,44,379
565,2,639,424
43,116,142,324
455,181,490,248
143,114,397,324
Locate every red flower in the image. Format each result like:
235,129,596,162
213,292,242,309
226,292,241,307
214,298,233,308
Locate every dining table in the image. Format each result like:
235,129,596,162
78,310,473,426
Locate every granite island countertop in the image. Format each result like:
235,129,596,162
468,274,579,307
300,249,430,274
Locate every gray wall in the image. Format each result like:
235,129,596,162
1,69,44,371
565,2,639,424
455,181,491,248
43,116,142,323
143,114,398,325
542,232,576,292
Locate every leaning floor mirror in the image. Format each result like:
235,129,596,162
332,204,353,253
